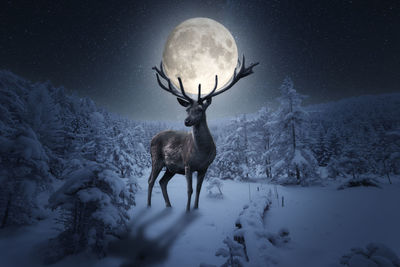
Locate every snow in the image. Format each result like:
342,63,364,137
1,175,400,266
340,242,400,267
77,187,109,203
264,182,400,267
49,167,95,206
17,128,48,161
117,176,262,267
98,169,125,195
0,214,59,267
232,188,273,266
292,149,310,166
0,174,264,266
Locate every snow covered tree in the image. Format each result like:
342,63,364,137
45,107,140,261
0,73,54,227
25,81,63,151
312,124,330,167
269,77,318,184
325,128,344,178
213,116,251,180
373,127,400,183
252,107,273,178
47,161,135,262
0,127,51,227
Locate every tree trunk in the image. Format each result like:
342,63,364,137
383,160,392,184
73,201,78,233
243,115,249,179
265,138,272,178
1,193,12,228
290,98,296,151
386,172,392,184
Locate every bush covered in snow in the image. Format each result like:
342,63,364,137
340,243,400,267
46,162,135,262
216,236,246,267
206,177,223,198
337,177,381,190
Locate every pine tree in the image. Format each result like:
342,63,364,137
313,124,330,167
270,77,318,184
213,116,251,180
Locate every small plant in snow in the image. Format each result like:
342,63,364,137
337,177,381,190
206,177,223,198
216,236,246,267
266,228,291,247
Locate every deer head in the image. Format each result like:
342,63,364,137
152,55,259,127
176,81,214,127
179,100,209,127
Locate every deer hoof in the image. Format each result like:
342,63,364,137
166,203,172,208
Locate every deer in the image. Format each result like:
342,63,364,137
148,55,259,211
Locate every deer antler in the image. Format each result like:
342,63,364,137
153,55,258,104
199,55,259,102
152,63,194,103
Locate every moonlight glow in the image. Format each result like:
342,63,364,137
162,17,238,95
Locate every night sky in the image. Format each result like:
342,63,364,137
1,0,399,120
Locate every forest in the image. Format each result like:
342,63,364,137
0,70,399,265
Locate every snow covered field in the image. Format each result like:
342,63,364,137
265,180,400,267
0,174,265,267
111,174,262,267
1,175,400,266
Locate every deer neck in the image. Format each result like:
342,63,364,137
192,114,214,152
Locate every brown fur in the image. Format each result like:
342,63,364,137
147,102,216,211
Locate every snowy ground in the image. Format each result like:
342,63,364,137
0,173,260,267
265,180,400,267
109,174,260,267
1,176,399,267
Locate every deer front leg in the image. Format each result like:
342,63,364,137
194,170,206,209
185,166,193,212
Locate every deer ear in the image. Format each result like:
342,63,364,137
177,98,190,107
203,98,212,109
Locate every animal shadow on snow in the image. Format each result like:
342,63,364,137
108,208,198,267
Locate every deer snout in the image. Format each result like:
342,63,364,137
184,118,192,127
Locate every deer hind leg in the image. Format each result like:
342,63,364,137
185,166,193,212
159,170,175,207
147,161,163,207
194,170,206,209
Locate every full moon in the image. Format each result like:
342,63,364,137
162,17,238,95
